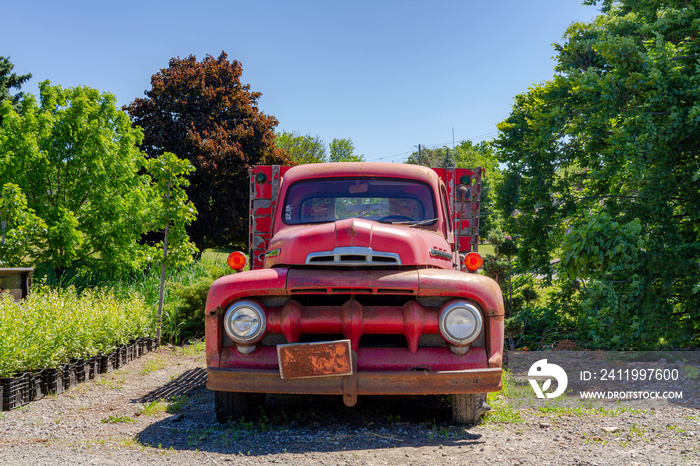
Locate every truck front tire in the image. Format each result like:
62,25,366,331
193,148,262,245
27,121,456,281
450,393,490,425
214,391,266,423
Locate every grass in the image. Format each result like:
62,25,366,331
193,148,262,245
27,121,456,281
101,413,136,424
95,375,126,390
478,242,496,257
665,424,686,433
535,403,649,418
213,406,292,441
484,370,526,424
167,394,191,413
139,399,168,416
140,357,168,375
201,248,234,262
484,400,524,424
629,422,646,438
175,340,206,357
483,369,652,426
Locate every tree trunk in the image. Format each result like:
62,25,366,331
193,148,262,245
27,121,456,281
156,180,171,346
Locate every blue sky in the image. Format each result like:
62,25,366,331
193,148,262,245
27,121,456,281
4,1,600,162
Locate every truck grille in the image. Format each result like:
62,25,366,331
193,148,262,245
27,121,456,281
243,296,485,353
306,247,401,266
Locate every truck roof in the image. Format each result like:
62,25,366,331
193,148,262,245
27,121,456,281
281,162,441,186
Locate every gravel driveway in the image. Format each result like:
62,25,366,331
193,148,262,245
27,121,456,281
0,344,697,465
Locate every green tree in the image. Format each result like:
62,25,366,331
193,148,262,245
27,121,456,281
0,81,155,275
126,52,290,250
0,183,46,267
494,0,700,348
407,140,500,238
0,57,31,122
329,137,364,162
405,146,448,168
146,152,197,345
275,130,326,164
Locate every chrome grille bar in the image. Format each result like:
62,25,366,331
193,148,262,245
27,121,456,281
306,247,401,266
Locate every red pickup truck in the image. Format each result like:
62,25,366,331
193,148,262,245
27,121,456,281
205,162,504,424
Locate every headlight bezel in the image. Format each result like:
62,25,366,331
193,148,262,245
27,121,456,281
223,300,267,344
438,300,483,346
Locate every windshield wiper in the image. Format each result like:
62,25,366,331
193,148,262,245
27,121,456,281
391,218,441,227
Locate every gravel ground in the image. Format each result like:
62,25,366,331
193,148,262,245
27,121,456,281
0,344,698,465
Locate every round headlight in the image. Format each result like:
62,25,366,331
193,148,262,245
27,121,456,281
223,301,266,344
439,301,483,346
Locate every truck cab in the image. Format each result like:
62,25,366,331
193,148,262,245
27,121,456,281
205,162,504,424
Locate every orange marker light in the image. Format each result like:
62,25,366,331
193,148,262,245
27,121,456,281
464,252,483,272
227,251,248,271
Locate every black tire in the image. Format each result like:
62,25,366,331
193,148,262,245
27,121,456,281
214,391,266,424
450,393,490,425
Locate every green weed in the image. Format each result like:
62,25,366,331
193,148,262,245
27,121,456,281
95,376,126,390
167,395,191,413
140,357,167,375
665,424,686,433
483,402,524,424
101,413,136,424
140,399,168,416
187,427,216,446
484,370,525,424
536,403,646,418
176,340,206,357
630,422,646,437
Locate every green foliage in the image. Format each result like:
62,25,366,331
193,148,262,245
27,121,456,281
0,81,156,275
275,131,326,164
147,151,198,344
407,140,501,238
146,152,198,268
43,254,227,345
162,260,230,344
561,212,643,280
0,286,153,376
101,413,136,424
276,131,365,164
494,0,700,348
126,52,290,250
407,140,499,174
0,56,31,120
482,254,509,288
139,399,168,416
329,138,365,162
0,183,46,266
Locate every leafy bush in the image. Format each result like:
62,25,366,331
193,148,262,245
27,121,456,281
161,261,231,344
0,286,153,376
37,254,231,344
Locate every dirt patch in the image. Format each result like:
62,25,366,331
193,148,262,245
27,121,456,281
0,345,697,465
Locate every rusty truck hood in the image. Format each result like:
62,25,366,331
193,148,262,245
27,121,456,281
263,218,453,269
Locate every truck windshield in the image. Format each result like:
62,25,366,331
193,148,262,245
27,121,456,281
283,178,437,225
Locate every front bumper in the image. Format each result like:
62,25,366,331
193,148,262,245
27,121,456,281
207,366,503,407
207,346,503,406
207,366,502,395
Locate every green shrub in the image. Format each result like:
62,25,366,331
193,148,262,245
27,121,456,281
37,255,231,345
162,261,231,344
0,286,153,376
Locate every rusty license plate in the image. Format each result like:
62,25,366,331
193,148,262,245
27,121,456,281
277,340,353,379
